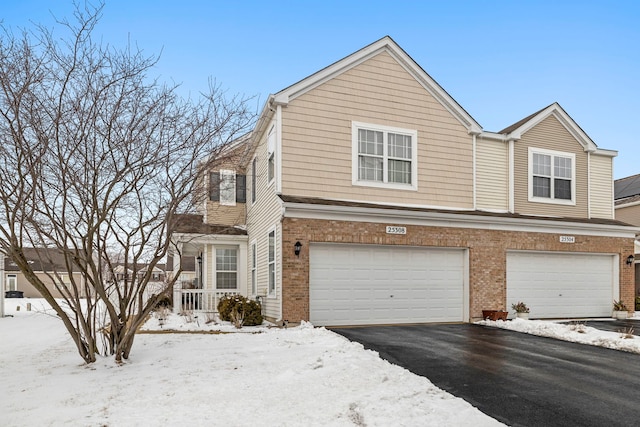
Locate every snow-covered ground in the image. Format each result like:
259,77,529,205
0,299,503,426
478,315,640,353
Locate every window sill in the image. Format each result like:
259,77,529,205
528,196,576,206
352,180,417,191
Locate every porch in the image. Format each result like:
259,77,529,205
173,285,240,314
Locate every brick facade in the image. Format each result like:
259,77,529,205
280,217,635,323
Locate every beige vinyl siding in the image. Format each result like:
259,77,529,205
476,138,509,211
280,51,473,209
204,202,245,226
513,115,589,217
10,271,85,298
615,204,640,227
247,119,283,321
589,154,614,219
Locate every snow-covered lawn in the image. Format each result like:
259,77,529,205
0,299,502,426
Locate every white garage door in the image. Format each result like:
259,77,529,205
309,244,466,326
507,252,616,318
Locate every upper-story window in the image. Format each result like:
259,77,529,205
251,157,257,204
352,121,417,190
528,147,575,205
267,127,276,184
210,170,246,205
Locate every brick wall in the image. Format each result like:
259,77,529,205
281,217,635,322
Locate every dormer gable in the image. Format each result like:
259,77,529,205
499,103,614,157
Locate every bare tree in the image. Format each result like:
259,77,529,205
0,3,254,363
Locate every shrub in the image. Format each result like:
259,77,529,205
511,301,529,313
217,295,263,326
613,300,628,311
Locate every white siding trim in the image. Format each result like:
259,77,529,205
588,152,592,218
276,105,283,194
509,139,515,213
472,133,477,210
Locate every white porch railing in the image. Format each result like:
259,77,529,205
173,288,239,314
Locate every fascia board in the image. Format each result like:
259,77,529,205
615,200,640,209
171,233,248,244
282,202,639,238
593,148,618,157
478,131,508,141
274,37,394,105
507,104,598,152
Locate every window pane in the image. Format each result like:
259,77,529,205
219,171,235,204
268,263,275,292
268,231,275,262
554,156,572,179
251,158,257,202
533,153,551,176
388,159,411,184
358,156,383,181
533,176,550,198
216,272,237,289
388,133,411,159
554,178,572,200
216,249,237,271
358,129,383,155
268,153,275,182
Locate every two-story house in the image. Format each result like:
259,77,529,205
170,36,636,325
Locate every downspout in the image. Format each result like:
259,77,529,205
472,133,477,210
587,151,591,219
508,139,515,214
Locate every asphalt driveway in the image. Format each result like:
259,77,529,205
331,324,640,427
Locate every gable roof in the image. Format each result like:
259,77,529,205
498,102,611,156
271,36,482,134
4,247,75,272
615,174,640,202
172,214,247,236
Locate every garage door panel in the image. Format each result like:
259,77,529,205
310,244,465,326
507,252,614,318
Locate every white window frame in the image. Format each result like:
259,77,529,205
267,228,276,297
352,121,418,191
251,157,257,204
214,246,238,290
528,147,576,206
250,240,257,296
219,170,236,206
267,126,276,186
6,274,17,291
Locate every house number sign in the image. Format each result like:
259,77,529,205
386,226,407,235
559,235,575,243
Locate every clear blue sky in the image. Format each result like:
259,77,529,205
3,1,638,178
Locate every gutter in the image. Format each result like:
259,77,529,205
282,201,640,239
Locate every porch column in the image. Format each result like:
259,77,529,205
0,251,4,317
172,247,182,314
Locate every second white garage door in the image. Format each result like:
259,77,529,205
507,252,617,319
309,244,467,326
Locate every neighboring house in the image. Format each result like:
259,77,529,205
110,263,167,284
3,248,87,298
614,174,640,294
170,36,636,326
